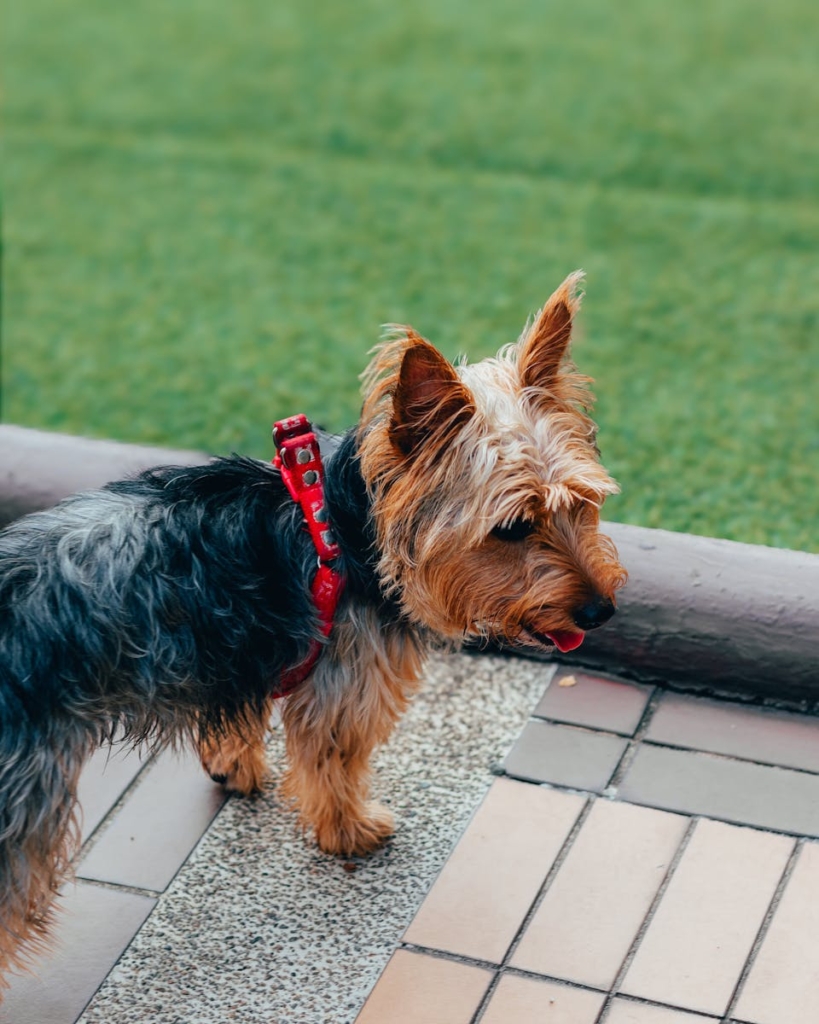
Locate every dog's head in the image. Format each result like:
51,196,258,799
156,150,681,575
357,272,626,653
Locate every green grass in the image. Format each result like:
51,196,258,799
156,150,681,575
4,0,818,551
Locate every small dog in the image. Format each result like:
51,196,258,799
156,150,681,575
0,272,625,981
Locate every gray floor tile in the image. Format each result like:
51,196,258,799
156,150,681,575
647,692,819,773
0,881,155,1024
76,741,150,844
534,670,652,735
619,744,819,837
78,746,226,892
504,719,628,792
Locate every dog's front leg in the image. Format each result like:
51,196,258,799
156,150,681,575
279,612,424,856
197,698,275,796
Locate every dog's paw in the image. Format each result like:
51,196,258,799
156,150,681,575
199,742,269,797
314,802,395,857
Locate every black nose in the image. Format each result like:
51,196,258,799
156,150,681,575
572,595,616,631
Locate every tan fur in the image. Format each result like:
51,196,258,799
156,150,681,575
198,701,274,796
202,271,625,858
358,271,625,645
279,606,425,855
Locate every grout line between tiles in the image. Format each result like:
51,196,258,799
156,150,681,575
594,814,700,1023
500,796,595,967
72,876,164,900
514,776,819,843
529,716,819,780
502,964,607,993
719,836,805,1023
525,718,635,741
399,944,611,1012
604,689,664,792
522,677,819,782
529,715,637,740
394,941,502,973
639,739,819,779
469,796,596,1023
467,966,503,1019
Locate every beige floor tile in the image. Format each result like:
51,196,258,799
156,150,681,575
620,818,793,1016
404,778,585,963
606,1000,718,1023
733,840,819,1024
480,974,605,1024
354,950,491,1024
511,800,688,988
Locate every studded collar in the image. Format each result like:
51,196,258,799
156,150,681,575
271,415,345,696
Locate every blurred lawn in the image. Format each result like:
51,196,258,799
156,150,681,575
4,0,818,551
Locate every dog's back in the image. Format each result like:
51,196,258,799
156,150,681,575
0,455,317,978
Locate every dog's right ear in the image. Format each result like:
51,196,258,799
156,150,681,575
389,334,475,456
518,271,584,392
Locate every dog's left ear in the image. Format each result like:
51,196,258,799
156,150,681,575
390,334,475,456
518,271,584,391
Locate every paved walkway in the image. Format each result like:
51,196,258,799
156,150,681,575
5,656,819,1023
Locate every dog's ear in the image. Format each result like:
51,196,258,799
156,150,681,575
390,334,475,456
518,271,584,391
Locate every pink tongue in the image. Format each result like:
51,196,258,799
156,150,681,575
546,630,585,653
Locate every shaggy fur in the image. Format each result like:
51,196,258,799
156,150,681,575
0,272,625,986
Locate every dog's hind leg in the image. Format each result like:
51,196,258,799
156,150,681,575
279,610,424,857
197,699,274,797
0,725,89,986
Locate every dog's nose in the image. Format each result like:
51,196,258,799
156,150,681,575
572,595,616,631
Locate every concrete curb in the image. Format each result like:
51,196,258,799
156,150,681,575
1,427,816,705
561,522,819,708
0,425,207,527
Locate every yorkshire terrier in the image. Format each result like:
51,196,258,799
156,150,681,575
0,272,625,981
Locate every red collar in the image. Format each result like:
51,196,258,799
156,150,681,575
271,415,345,696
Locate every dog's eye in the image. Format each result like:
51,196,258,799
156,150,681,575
491,518,536,542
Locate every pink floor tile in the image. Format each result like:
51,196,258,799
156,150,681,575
733,840,819,1024
404,778,585,963
606,1000,719,1023
480,974,605,1024
620,819,793,1016
511,800,688,988
354,950,491,1024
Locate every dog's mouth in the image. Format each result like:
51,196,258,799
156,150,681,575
518,627,585,653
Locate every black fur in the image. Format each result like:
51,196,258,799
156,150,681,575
0,429,383,948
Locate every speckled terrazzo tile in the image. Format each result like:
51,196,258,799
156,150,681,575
77,653,555,1024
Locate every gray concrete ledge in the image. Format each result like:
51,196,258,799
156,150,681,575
558,521,819,708
0,427,815,705
0,425,207,527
